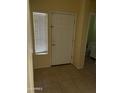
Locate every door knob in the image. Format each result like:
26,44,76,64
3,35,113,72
50,25,54,28
52,44,56,46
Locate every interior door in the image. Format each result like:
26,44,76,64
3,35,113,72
51,12,75,65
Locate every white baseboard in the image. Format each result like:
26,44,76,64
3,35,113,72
33,65,51,69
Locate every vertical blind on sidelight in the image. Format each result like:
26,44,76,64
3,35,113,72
33,12,48,55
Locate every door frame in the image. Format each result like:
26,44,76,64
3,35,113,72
50,11,77,65
84,12,96,64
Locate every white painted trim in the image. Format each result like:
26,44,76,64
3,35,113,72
35,52,48,55
32,10,49,14
48,12,53,66
71,14,77,64
33,65,51,69
50,11,76,16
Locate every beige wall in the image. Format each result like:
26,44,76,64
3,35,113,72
90,0,96,12
30,0,82,69
73,0,91,68
30,0,96,69
30,0,82,13
73,0,95,69
75,0,96,69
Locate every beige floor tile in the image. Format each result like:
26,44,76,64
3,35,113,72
34,58,96,93
59,80,80,93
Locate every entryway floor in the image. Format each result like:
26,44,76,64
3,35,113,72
34,58,96,93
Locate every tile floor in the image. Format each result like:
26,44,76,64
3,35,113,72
34,58,96,93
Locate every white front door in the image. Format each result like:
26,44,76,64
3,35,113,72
51,12,75,65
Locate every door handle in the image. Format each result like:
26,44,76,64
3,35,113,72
52,44,56,46
50,25,54,28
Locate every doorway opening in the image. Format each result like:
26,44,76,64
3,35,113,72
84,13,96,73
